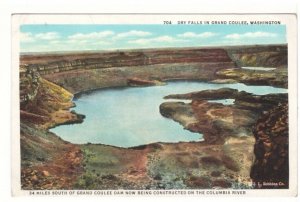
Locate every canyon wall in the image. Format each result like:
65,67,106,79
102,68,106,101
20,48,236,94
19,45,287,95
225,45,287,67
20,48,234,75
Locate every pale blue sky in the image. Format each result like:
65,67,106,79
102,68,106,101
20,24,286,52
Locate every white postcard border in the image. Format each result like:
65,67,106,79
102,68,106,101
11,14,298,197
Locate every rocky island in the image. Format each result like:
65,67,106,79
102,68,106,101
19,44,288,189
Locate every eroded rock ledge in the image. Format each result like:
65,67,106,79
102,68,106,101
160,88,287,144
215,68,287,88
127,77,165,87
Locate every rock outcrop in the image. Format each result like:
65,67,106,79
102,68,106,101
20,73,84,129
20,67,40,105
225,44,287,67
160,88,288,144
215,68,287,88
250,102,289,188
127,77,165,86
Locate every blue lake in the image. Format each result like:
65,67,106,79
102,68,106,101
50,81,287,147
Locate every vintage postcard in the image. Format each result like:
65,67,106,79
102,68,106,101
11,14,297,196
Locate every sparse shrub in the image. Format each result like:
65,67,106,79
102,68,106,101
211,171,221,177
153,173,162,180
186,176,211,188
200,156,222,166
212,179,232,188
221,155,240,172
101,174,117,180
189,160,199,168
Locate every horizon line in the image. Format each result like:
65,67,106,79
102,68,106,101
20,43,287,56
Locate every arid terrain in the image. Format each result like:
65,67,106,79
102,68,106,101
20,45,288,189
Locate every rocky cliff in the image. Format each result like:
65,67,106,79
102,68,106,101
20,67,40,105
20,74,84,129
20,45,287,94
250,102,288,188
20,48,236,93
215,67,287,88
225,45,287,67
20,48,234,75
20,73,85,189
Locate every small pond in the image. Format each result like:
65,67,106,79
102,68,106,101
241,67,277,71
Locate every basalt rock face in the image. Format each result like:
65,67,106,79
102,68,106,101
20,48,237,93
225,45,287,67
42,63,232,94
20,67,40,105
215,68,288,88
20,45,287,93
20,48,234,75
250,102,289,188
20,45,287,74
217,45,288,88
20,72,84,129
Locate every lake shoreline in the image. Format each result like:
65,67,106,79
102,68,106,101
19,44,289,189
